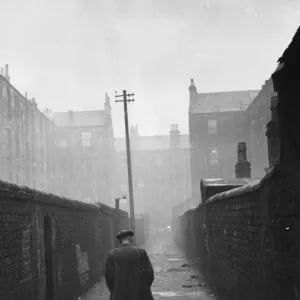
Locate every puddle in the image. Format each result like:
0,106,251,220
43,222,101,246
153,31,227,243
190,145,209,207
166,267,185,272
152,290,216,298
168,258,185,261
152,291,178,296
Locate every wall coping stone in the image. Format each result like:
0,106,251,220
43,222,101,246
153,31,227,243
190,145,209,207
0,179,111,212
205,163,278,204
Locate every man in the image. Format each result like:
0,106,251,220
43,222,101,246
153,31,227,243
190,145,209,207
105,229,154,300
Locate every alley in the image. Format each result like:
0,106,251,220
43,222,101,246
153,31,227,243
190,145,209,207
81,232,216,300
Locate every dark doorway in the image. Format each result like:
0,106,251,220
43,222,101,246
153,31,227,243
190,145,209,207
44,216,54,300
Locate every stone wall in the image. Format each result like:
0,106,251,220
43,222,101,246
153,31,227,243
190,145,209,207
0,180,129,300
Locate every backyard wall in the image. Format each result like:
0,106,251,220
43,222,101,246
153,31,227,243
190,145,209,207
0,180,129,300
174,162,299,300
173,27,300,300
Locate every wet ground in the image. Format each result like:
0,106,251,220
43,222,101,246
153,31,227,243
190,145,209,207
80,232,217,300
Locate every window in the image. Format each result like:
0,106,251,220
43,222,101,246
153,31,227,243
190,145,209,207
81,132,92,147
208,146,219,165
208,119,217,134
59,141,68,148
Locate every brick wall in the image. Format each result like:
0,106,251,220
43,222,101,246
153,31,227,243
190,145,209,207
174,27,300,300
0,180,129,300
173,165,299,299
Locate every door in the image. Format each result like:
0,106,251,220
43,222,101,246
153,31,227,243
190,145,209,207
44,216,55,300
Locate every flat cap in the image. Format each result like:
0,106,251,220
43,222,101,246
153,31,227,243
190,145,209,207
116,229,134,240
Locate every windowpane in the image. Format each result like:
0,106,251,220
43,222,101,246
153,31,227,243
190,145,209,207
82,139,92,147
208,146,219,165
59,141,68,148
81,132,92,147
208,119,217,134
81,132,92,139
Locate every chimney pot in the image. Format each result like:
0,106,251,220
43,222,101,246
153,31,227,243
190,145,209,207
237,142,247,154
235,142,251,178
5,64,10,81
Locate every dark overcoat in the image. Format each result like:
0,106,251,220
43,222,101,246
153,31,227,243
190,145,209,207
105,245,154,300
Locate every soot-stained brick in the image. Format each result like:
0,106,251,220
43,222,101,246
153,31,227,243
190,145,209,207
0,179,129,300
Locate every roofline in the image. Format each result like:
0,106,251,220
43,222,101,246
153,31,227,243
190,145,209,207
0,75,56,127
195,89,260,96
115,147,190,153
189,88,261,114
189,109,246,115
115,133,189,139
54,109,105,114
55,124,106,129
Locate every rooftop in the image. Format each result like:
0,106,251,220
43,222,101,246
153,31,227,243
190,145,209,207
115,134,190,152
53,110,107,127
189,86,260,114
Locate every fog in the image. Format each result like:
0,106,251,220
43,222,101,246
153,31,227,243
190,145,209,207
0,0,299,136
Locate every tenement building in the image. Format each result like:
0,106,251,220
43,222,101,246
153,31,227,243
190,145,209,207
0,66,116,205
53,94,115,204
114,125,191,227
189,78,276,200
0,65,56,191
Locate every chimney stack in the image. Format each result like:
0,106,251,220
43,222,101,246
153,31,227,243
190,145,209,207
189,78,198,104
170,124,180,149
235,142,251,178
1,67,4,76
265,93,279,169
104,93,111,115
130,125,139,138
5,64,10,82
30,98,38,109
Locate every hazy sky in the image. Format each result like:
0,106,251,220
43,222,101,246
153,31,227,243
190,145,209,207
1,0,299,136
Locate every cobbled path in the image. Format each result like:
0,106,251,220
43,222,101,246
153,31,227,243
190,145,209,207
80,232,217,300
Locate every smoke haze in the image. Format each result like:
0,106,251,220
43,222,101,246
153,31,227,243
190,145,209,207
0,0,299,135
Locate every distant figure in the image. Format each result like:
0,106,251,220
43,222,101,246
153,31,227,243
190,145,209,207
105,229,154,300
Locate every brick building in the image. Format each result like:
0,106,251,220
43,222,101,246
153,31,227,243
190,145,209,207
0,65,56,192
189,77,276,200
53,93,115,204
189,78,259,198
114,125,191,226
245,78,275,175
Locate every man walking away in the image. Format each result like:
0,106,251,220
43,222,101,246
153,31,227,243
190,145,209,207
105,229,154,300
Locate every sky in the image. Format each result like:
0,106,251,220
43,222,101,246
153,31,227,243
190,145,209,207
0,0,299,137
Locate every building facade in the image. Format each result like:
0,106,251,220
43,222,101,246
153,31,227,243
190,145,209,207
114,125,191,227
189,77,276,200
189,78,260,199
53,94,115,205
0,67,115,205
0,66,56,192
244,78,274,177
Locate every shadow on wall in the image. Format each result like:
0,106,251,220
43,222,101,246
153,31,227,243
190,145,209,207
0,180,129,300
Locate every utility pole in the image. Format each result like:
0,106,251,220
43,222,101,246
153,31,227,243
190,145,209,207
115,90,135,233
